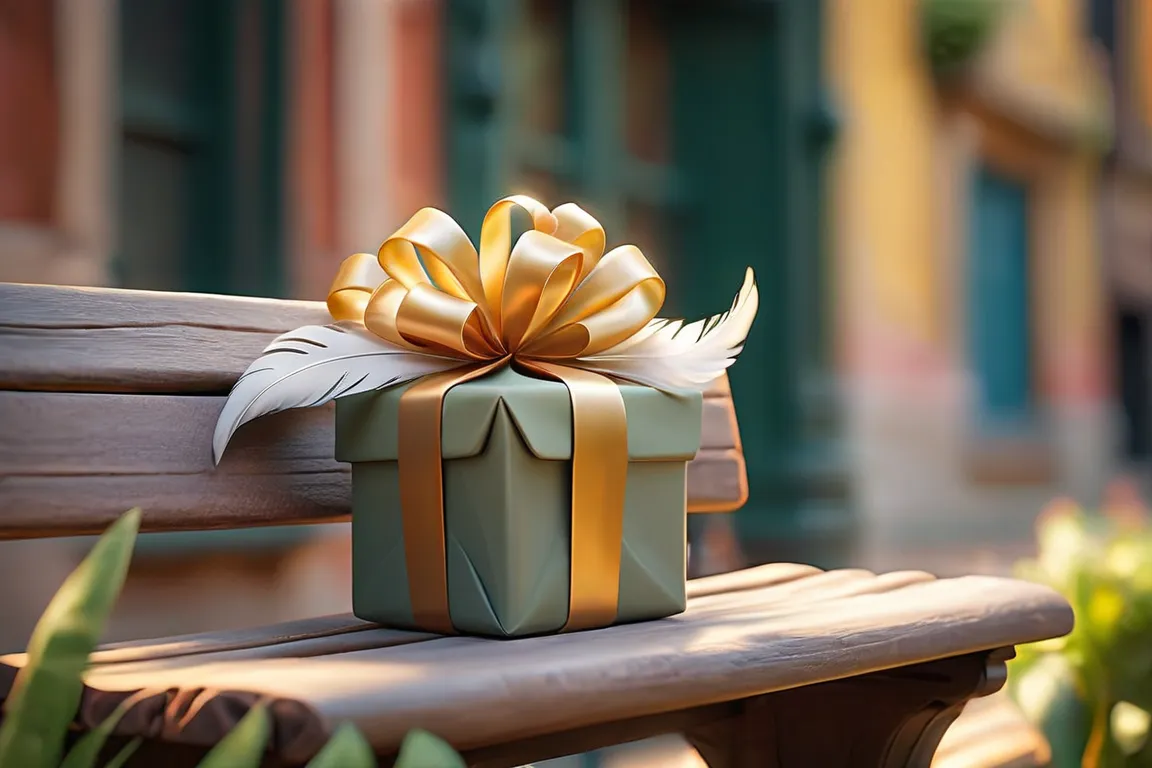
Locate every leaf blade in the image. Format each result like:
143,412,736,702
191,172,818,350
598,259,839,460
196,703,272,768
305,722,376,768
0,509,141,768
103,738,142,768
59,693,140,768
393,729,466,768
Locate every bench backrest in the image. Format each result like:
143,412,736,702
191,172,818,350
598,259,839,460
0,282,748,540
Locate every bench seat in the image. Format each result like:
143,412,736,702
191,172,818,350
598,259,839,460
0,563,1071,767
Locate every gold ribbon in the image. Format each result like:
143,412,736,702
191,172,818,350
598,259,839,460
328,196,665,633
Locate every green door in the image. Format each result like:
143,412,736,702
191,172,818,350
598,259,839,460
446,0,686,297
446,0,849,567
669,0,848,564
116,0,286,298
116,0,302,554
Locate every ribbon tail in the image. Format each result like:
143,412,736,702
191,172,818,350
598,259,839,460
398,359,508,634
521,361,628,631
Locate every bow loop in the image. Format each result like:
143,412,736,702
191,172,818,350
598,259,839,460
479,196,559,335
327,252,387,323
337,196,666,366
525,245,665,358
396,283,502,359
501,230,584,351
551,203,607,282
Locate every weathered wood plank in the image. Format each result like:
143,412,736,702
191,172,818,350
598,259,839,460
0,282,734,398
0,282,330,393
0,572,1073,762
0,390,745,537
76,564,823,667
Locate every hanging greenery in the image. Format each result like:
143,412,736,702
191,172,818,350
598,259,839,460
921,0,1009,78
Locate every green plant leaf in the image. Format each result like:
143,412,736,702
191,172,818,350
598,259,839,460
921,0,1008,75
59,694,140,768
394,729,466,768
104,738,142,768
196,703,272,768
306,722,376,768
0,508,141,768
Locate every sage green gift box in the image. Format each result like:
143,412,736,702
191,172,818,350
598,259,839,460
334,366,703,638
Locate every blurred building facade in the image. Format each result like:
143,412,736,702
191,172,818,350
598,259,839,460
1101,1,1152,480
829,0,1118,569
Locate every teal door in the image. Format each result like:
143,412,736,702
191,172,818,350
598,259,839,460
446,0,848,566
116,0,285,298
967,165,1032,428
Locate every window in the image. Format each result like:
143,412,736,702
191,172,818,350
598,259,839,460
967,164,1033,428
116,0,285,297
1088,0,1116,55
448,0,684,309
116,0,301,554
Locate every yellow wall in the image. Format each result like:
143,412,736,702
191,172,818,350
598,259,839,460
1135,0,1152,128
827,0,940,353
829,0,1110,401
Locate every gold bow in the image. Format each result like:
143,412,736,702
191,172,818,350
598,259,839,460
327,196,668,634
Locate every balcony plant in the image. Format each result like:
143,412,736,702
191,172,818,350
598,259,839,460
921,0,1009,78
1009,497,1152,767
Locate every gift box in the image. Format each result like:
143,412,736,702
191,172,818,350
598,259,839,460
335,366,702,637
213,195,757,640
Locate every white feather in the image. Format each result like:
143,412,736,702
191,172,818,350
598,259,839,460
576,268,759,391
212,323,466,463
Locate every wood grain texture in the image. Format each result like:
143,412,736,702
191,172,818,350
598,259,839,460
0,282,331,393
1,282,747,520
0,391,346,537
0,388,745,537
0,282,735,397
0,565,1074,764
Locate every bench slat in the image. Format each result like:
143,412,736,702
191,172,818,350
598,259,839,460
0,283,732,398
0,389,744,537
0,566,1073,763
79,563,821,666
0,283,331,393
1,281,748,529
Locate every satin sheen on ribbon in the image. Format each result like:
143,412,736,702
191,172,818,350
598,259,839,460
328,196,666,633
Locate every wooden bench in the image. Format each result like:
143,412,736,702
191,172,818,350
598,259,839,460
0,282,1072,767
